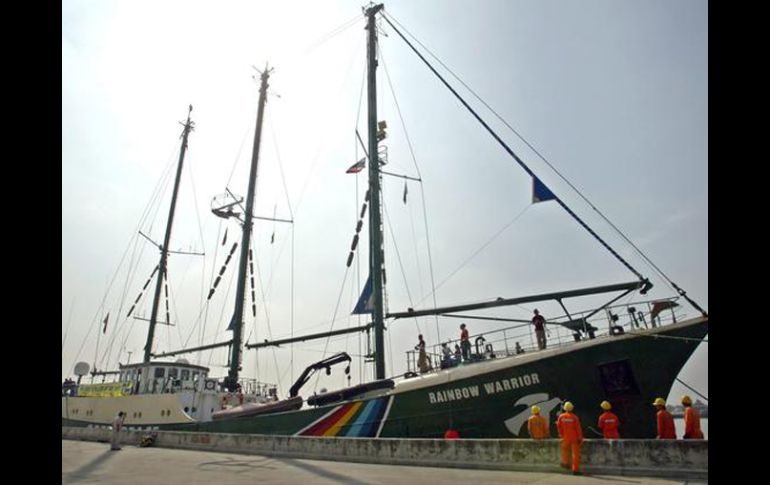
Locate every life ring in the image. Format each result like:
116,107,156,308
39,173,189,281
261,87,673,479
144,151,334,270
204,379,216,391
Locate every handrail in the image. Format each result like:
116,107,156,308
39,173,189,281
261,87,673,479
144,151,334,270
405,296,688,375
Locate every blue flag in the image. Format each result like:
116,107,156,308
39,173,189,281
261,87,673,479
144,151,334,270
532,177,556,204
227,312,238,331
352,275,374,314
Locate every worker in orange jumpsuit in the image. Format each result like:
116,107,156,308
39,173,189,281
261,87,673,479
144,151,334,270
681,395,704,439
527,405,550,439
653,397,676,439
556,401,583,475
597,400,620,439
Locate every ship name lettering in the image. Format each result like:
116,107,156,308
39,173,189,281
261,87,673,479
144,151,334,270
428,385,480,404
483,373,540,395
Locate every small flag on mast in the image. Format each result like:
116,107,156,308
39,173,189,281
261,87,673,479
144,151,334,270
403,181,408,204
346,158,366,174
102,313,110,334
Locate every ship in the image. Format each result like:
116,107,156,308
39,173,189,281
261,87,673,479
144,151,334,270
62,3,707,439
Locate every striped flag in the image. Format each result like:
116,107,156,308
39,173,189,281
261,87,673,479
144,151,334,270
346,158,366,174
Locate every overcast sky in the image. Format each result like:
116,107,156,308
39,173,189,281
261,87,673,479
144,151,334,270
63,0,707,404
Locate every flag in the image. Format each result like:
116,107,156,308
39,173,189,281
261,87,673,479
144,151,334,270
532,177,556,204
222,228,228,246
402,181,408,205
346,158,366,174
352,275,374,314
227,312,238,331
102,313,110,334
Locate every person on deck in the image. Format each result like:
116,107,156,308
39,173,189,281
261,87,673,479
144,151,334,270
597,400,620,439
440,343,453,368
557,401,583,475
459,324,471,361
527,405,550,439
681,395,704,439
653,397,676,439
415,334,430,373
532,309,547,350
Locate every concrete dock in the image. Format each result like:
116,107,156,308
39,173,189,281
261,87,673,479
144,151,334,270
62,439,704,484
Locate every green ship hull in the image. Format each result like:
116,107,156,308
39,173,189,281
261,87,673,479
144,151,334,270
65,316,705,439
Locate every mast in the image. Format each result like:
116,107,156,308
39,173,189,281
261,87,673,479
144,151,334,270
365,4,386,380
143,106,194,363
225,66,272,391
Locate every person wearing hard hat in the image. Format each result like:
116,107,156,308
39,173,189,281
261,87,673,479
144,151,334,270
681,395,704,439
527,405,550,439
556,401,584,475
653,397,676,439
597,400,620,439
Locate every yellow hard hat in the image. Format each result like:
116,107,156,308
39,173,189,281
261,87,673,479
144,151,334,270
600,400,612,410
563,401,574,412
531,405,540,414
653,397,666,406
681,395,692,405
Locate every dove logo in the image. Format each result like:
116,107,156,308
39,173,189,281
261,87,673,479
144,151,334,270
503,393,562,436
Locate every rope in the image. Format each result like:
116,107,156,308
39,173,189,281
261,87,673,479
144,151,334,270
379,47,440,344
675,377,708,403
382,11,708,316
629,333,708,343
311,265,352,393
382,13,647,286
382,196,420,335
415,204,530,308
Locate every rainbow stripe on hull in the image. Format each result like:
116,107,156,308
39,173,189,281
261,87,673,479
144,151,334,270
298,396,392,437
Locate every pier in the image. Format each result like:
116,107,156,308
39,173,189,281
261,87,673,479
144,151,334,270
63,427,707,482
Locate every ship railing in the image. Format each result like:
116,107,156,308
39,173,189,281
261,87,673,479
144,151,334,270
205,376,279,401
404,296,688,375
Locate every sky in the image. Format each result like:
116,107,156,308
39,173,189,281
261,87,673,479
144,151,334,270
62,0,707,405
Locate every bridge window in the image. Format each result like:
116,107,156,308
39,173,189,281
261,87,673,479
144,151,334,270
181,369,190,381
154,368,166,378
168,368,178,379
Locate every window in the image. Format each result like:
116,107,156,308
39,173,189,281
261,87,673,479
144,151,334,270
192,371,199,380
154,367,166,378
597,360,640,398
168,368,178,379
181,369,190,381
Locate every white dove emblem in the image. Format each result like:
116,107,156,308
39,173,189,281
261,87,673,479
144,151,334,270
504,392,562,436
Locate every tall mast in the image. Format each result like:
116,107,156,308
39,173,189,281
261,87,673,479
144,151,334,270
143,106,194,363
225,67,272,391
365,4,386,380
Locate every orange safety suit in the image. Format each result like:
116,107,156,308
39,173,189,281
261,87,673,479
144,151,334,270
598,411,620,439
656,408,676,439
556,411,583,472
527,414,549,439
683,406,704,439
